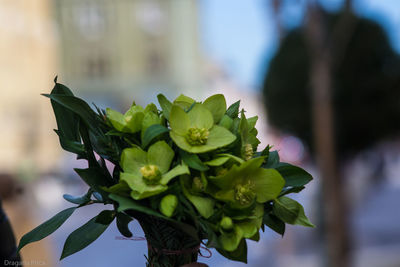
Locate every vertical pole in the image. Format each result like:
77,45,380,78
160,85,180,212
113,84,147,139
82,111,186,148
305,4,351,267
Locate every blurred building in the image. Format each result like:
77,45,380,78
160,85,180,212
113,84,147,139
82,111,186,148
54,0,204,105
0,0,60,176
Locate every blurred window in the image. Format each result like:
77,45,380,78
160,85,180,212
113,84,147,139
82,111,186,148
73,2,105,39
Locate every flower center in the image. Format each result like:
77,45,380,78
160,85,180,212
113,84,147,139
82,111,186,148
186,127,209,146
140,164,161,185
124,115,132,122
243,143,253,161
192,176,205,192
234,181,255,205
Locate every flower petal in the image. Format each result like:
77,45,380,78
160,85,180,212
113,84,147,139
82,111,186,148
169,105,190,135
120,147,147,175
160,164,190,185
219,226,244,252
106,108,126,132
205,125,236,149
147,141,174,174
252,168,285,203
173,94,195,110
121,172,167,200
203,94,227,123
188,104,214,129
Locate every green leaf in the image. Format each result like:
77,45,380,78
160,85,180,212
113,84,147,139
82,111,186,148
95,210,116,225
273,197,315,227
18,207,77,252
157,94,173,120
116,213,133,238
109,194,165,219
247,116,258,129
279,186,305,197
179,150,209,171
276,163,313,187
60,210,114,259
181,176,215,218
54,132,85,156
159,194,178,217
142,124,169,148
219,115,233,130
63,189,92,205
147,141,174,174
49,83,81,143
43,94,100,134
226,100,240,119
263,213,285,236
74,167,113,192
203,94,227,123
263,150,280,168
204,156,230,166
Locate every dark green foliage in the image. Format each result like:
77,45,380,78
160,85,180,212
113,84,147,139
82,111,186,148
263,11,400,155
18,207,77,251
60,210,115,260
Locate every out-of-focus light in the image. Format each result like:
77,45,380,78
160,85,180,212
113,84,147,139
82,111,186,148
279,135,305,163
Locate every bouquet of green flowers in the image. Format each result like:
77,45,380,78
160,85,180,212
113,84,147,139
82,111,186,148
18,79,314,266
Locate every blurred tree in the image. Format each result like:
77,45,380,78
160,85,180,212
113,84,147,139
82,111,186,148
263,10,400,156
264,3,400,267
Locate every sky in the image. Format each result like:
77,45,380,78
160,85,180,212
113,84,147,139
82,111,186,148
199,0,400,91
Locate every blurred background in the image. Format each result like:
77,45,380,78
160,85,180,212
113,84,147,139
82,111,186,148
1,0,400,266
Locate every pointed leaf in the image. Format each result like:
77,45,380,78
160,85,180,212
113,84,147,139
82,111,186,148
60,210,114,259
226,100,240,118
273,197,315,227
109,194,165,219
142,124,169,148
263,213,285,236
18,207,77,252
116,213,133,238
157,94,172,120
276,163,313,187
179,150,209,171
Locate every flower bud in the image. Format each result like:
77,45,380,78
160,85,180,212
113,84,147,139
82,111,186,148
220,217,234,231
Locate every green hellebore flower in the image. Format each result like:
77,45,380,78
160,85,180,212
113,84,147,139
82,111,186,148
106,103,161,135
119,141,189,200
209,157,285,208
106,104,145,133
169,104,236,153
218,204,264,252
